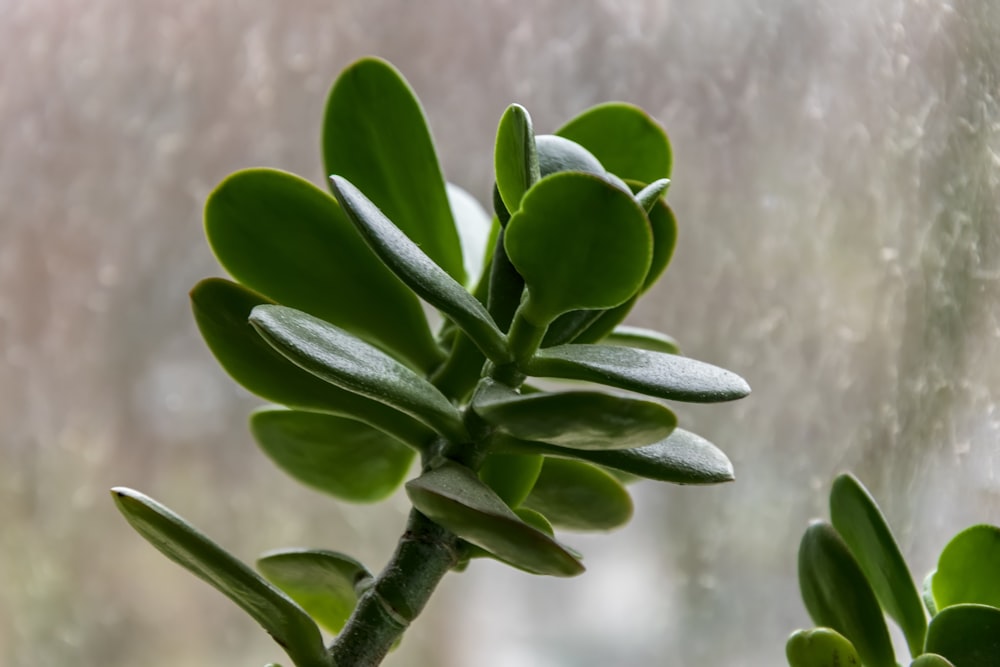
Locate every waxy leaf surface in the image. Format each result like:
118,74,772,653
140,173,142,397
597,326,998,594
523,458,633,531
932,524,1000,610
557,102,672,182
785,627,861,667
478,453,544,508
494,104,539,213
925,604,1000,667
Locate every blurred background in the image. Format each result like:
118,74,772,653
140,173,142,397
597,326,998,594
3,0,1000,665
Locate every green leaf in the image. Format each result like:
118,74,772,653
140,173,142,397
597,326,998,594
932,524,1000,610
111,488,328,667
785,627,862,667
250,408,415,503
405,462,584,577
329,176,509,365
249,305,465,442
190,279,433,450
474,386,676,450
322,57,464,283
635,178,670,213
257,548,372,635
798,521,896,667
505,172,653,325
830,473,927,655
911,655,957,667
522,458,633,532
603,326,680,354
641,200,678,292
527,344,751,403
204,168,440,372
569,297,639,345
925,604,1000,667
535,134,608,179
496,427,734,485
447,182,495,288
924,571,939,616
556,102,672,182
494,104,539,213
479,453,543,508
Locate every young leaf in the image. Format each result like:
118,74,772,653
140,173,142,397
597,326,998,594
494,104,539,213
322,57,464,283
931,524,1000,610
830,474,926,655
495,428,734,485
479,453,544,508
257,549,373,635
556,102,672,182
111,488,329,667
603,326,680,354
527,344,750,403
190,278,433,450
405,462,584,577
634,178,670,212
910,655,956,667
785,627,862,667
329,176,509,365
473,388,677,451
522,458,634,532
798,521,896,667
249,305,466,442
204,168,440,372
505,172,653,326
250,408,415,503
924,603,1000,666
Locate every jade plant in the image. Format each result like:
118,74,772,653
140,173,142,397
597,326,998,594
788,473,1000,667
112,56,751,667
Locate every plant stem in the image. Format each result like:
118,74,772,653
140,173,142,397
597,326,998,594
328,509,460,667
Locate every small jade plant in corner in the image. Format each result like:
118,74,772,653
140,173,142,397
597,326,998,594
787,473,1000,667
111,56,751,667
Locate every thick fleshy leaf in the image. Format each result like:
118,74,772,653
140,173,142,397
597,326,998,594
535,134,607,179
494,104,539,213
447,183,495,288
505,172,652,326
329,176,509,364
556,102,672,182
798,521,896,667
257,549,372,635
204,168,439,372
932,524,1000,610
111,488,328,667
924,571,939,616
496,428,734,485
785,627,862,667
527,344,750,403
474,387,676,451
635,179,671,212
249,305,465,442
190,279,432,450
925,604,1000,667
405,462,584,577
479,453,544,508
603,326,680,354
322,57,464,283
911,655,957,667
250,408,415,503
523,458,633,532
830,473,927,655
641,200,678,292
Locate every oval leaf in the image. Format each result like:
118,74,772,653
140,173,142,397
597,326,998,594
111,488,328,667
329,175,509,365
204,168,439,372
785,627,862,667
494,104,539,213
911,655,957,667
190,278,433,450
830,473,927,655
932,524,1000,610
527,343,750,403
257,548,373,635
603,326,680,354
479,453,544,508
250,408,415,503
249,305,465,442
522,458,633,532
322,57,464,282
405,462,584,577
798,521,896,667
925,604,1000,667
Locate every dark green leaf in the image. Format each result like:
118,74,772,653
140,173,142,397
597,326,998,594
911,655,957,667
204,168,440,372
405,462,584,577
932,524,1000,610
478,453,543,508
570,297,639,345
642,200,678,292
798,521,896,667
257,549,372,635
505,172,652,326
535,134,607,179
329,176,509,364
111,488,328,667
190,279,433,449
925,604,1000,667
322,57,464,282
250,408,415,503
494,104,539,213
523,458,633,532
527,344,750,403
556,102,672,182
830,473,927,655
249,305,465,442
603,326,680,354
785,627,862,667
